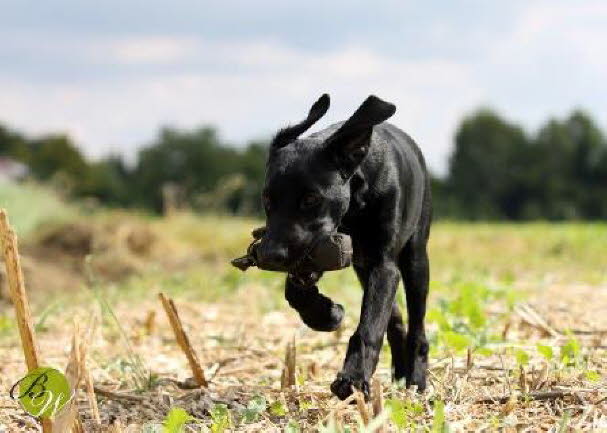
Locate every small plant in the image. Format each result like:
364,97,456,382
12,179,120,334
241,395,267,423
269,399,288,417
210,404,232,433
557,410,571,432
0,315,13,335
85,257,151,390
514,348,530,366
298,398,315,412
584,370,601,382
427,279,518,359
385,398,424,430
34,301,61,332
162,407,201,433
536,344,554,361
431,400,450,433
284,419,301,433
560,337,581,366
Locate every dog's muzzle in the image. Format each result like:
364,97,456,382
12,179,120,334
231,227,353,273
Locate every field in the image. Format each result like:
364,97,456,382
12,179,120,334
1,183,606,432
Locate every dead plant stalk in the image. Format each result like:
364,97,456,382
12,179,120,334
0,209,53,433
158,292,208,387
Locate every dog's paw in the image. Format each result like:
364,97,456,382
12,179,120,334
330,372,369,401
404,355,428,392
285,277,344,332
406,367,427,392
402,335,429,392
300,303,344,332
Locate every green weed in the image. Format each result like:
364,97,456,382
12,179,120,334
162,407,201,433
241,395,267,424
385,398,424,430
85,256,151,390
0,182,78,238
210,404,232,433
431,400,449,432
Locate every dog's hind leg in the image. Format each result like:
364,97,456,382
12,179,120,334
398,228,430,391
284,274,344,332
386,302,408,381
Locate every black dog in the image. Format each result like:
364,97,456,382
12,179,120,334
256,94,432,400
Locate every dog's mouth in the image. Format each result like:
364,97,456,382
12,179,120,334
231,227,353,276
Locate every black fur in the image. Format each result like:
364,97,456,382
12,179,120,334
258,94,432,400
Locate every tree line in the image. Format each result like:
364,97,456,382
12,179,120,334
436,109,607,220
1,108,606,220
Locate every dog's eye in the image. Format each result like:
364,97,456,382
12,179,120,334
301,193,322,210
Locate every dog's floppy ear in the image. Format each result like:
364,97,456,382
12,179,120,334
272,94,330,150
326,95,395,178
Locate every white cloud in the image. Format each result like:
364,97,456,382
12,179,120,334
1,2,606,176
106,36,200,64
0,38,481,173
492,1,607,72
481,1,607,130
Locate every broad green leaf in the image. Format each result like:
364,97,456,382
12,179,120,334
269,400,288,417
475,347,494,357
431,400,449,433
514,348,530,365
584,370,601,382
299,399,314,411
385,399,407,429
210,404,231,433
560,338,580,364
0,316,13,334
536,344,553,361
242,395,267,423
284,419,300,433
163,408,196,433
442,331,471,352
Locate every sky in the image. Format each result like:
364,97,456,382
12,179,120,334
1,1,606,175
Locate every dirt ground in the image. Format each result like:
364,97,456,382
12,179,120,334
1,218,606,432
1,282,606,432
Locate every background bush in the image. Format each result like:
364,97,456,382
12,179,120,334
1,108,606,220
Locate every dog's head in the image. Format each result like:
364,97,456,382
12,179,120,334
257,94,396,271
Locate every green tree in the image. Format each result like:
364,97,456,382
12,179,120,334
76,156,134,206
531,111,606,219
0,123,29,160
134,126,251,211
26,134,89,182
447,109,531,219
229,141,268,214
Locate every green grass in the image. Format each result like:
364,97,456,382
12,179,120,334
69,215,605,392
33,213,606,326
1,195,605,430
0,181,79,238
430,221,607,284
3,190,602,357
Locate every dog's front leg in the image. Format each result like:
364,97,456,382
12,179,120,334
285,274,344,332
331,259,400,400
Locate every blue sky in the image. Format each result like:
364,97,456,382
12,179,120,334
1,1,606,174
